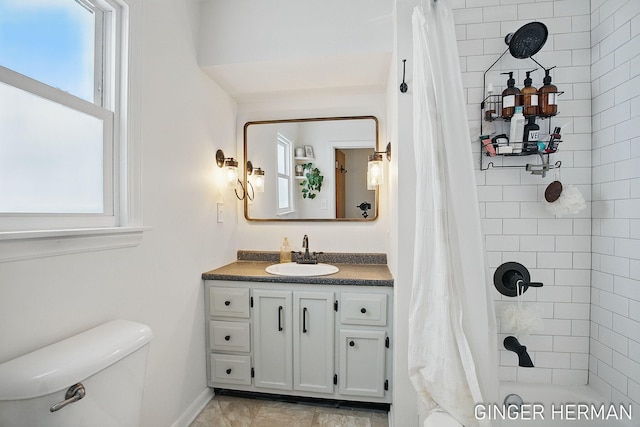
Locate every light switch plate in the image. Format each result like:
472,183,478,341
217,203,224,223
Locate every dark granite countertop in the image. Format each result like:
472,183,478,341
202,251,393,287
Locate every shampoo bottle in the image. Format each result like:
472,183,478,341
501,71,521,119
280,237,292,263
524,116,540,142
539,66,558,116
522,69,539,116
509,106,525,154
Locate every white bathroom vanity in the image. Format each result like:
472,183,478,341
202,252,393,406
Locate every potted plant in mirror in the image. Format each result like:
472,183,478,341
300,163,323,199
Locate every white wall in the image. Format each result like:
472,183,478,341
589,0,640,409
389,0,419,426
453,0,593,385
0,1,238,426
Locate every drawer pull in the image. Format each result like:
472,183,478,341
224,335,231,341
226,368,232,375
224,300,231,306
361,307,367,314
349,340,355,347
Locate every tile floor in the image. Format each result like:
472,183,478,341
189,394,389,427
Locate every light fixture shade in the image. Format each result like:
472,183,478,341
253,168,265,193
224,159,238,189
367,153,384,188
367,171,376,191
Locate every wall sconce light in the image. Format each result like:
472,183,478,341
252,167,265,193
216,149,238,189
216,149,247,200
246,161,264,198
367,142,391,189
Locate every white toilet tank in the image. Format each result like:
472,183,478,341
0,320,152,427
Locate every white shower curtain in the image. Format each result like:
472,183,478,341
408,2,499,427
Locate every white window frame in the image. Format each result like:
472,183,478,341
0,0,144,262
276,133,294,216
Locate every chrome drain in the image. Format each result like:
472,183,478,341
504,393,524,409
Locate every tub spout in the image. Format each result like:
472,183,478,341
504,336,534,367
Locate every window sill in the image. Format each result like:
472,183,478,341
0,227,149,263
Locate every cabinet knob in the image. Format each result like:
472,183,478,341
360,307,367,314
224,335,231,341
226,368,232,375
224,300,231,306
349,340,355,347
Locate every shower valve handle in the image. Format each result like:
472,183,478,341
494,262,544,297
515,279,543,289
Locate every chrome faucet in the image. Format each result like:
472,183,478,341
296,234,320,264
302,235,309,258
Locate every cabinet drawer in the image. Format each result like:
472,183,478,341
210,287,250,318
340,293,387,326
210,354,252,385
210,320,250,352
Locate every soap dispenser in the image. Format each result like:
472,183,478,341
521,69,539,116
280,237,292,263
501,71,521,119
538,66,558,116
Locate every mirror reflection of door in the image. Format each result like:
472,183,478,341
335,149,346,218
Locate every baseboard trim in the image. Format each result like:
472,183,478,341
170,387,214,427
214,388,391,412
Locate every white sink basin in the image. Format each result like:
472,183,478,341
265,262,339,277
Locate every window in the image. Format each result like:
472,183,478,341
0,0,143,260
276,134,293,215
0,0,101,103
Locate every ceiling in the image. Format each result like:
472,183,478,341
196,0,394,103
201,52,392,103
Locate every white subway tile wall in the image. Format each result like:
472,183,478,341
455,0,639,407
589,0,640,409
453,0,593,386
452,0,640,408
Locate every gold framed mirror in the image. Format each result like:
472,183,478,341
243,116,379,221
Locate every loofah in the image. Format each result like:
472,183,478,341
501,283,542,336
502,304,542,335
544,184,586,217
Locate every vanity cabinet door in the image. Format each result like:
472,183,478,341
293,291,335,394
338,329,386,398
253,289,293,390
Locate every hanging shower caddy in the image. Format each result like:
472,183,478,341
478,22,563,178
